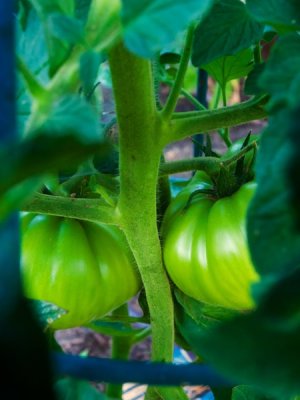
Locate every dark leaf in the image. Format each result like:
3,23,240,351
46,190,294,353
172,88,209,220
55,377,108,399
246,0,300,33
244,63,266,96
247,109,300,280
192,0,263,67
122,0,213,57
258,33,300,110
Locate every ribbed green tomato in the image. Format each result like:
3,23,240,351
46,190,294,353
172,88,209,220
162,172,259,310
21,213,141,330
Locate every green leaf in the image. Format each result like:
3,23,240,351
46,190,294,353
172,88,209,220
80,51,103,96
17,7,48,81
48,13,84,44
75,0,92,22
247,109,300,280
0,134,109,197
84,0,122,52
258,34,300,110
244,63,266,96
177,269,300,399
287,105,300,230
0,178,43,222
29,299,67,331
122,0,213,58
174,288,238,330
27,95,102,143
55,378,108,400
88,320,144,337
202,48,254,88
232,385,276,400
246,0,300,33
29,0,74,17
192,0,263,67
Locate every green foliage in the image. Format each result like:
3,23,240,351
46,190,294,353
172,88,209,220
259,34,300,109
247,111,300,279
202,48,254,89
7,0,300,397
29,299,67,331
192,0,263,67
55,378,108,400
232,385,276,400
122,0,213,57
176,268,300,399
246,0,300,33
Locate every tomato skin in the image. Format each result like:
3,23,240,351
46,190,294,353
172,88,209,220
162,172,259,310
21,213,141,330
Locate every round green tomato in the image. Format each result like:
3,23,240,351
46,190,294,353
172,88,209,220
162,172,259,310
21,213,141,330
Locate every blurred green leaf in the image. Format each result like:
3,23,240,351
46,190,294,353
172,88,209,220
0,178,43,222
80,51,103,96
27,95,102,142
29,299,67,331
244,63,266,96
202,48,254,88
48,13,84,44
0,134,109,196
88,320,144,337
246,0,300,33
174,289,238,330
247,110,300,280
55,378,108,399
176,268,300,399
232,385,276,400
122,0,213,58
259,34,300,110
192,0,263,67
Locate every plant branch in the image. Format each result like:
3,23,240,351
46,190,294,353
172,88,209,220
159,140,259,177
165,95,268,144
162,24,195,118
108,42,175,370
159,157,220,177
22,193,119,225
162,79,206,111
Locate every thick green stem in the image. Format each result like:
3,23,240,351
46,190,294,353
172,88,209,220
108,43,175,367
22,193,119,225
106,304,132,399
166,95,268,144
162,24,195,118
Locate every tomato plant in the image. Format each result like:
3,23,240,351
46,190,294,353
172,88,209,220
162,172,259,310
1,0,300,399
21,213,140,330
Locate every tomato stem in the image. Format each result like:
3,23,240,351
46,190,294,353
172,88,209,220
161,23,196,118
165,95,268,145
108,43,175,366
22,193,119,225
106,304,132,399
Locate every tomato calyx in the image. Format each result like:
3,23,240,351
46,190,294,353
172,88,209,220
210,132,258,198
184,188,218,209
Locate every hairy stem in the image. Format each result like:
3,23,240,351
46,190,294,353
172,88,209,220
162,24,195,118
106,304,132,399
22,193,119,225
165,95,268,145
108,43,175,367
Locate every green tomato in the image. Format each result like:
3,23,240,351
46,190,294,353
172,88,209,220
21,213,141,330
162,172,259,310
